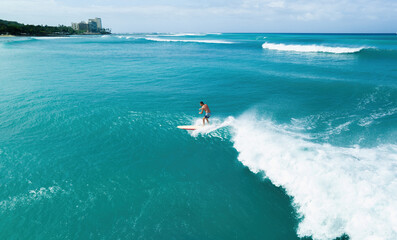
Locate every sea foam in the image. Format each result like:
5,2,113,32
162,33,207,36
192,114,397,240
145,37,233,44
160,33,222,36
0,186,64,211
262,43,366,53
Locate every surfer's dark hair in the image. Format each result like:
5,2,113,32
200,101,204,104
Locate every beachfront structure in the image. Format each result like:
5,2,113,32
71,21,89,31
78,22,89,32
71,18,104,33
89,18,102,30
88,21,98,33
71,22,78,31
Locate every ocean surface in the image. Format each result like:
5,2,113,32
0,33,397,240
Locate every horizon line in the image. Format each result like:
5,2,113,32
113,32,397,35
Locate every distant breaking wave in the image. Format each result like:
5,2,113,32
32,36,69,40
145,37,233,44
2,37,38,45
162,33,207,37
116,36,135,39
158,33,222,37
262,42,367,53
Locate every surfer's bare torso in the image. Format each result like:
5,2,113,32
200,104,210,114
199,102,211,125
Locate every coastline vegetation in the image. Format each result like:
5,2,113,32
0,19,110,36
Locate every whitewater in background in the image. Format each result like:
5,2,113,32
0,33,397,240
261,42,367,53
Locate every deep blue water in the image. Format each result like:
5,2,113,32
0,33,397,240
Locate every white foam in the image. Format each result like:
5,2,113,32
162,33,207,36
0,186,64,211
189,117,234,140
358,107,397,127
262,42,366,53
32,36,68,40
160,33,222,36
193,114,397,240
110,35,135,40
145,37,233,44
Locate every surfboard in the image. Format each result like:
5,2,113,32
177,125,202,130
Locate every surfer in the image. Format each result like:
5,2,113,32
199,101,211,125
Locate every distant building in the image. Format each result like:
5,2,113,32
88,18,103,33
89,18,102,30
77,21,89,32
70,21,89,32
88,21,97,33
71,22,78,31
71,18,109,34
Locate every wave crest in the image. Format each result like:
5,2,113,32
162,33,207,37
145,37,233,44
191,114,397,240
232,115,397,240
262,42,367,53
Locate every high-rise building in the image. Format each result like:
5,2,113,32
71,18,107,33
89,18,102,30
88,21,98,33
77,21,89,32
71,22,78,31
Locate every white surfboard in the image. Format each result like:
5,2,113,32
177,125,202,130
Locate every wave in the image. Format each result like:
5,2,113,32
31,36,69,40
358,107,397,126
190,113,397,240
2,37,38,45
162,33,207,37
145,37,233,44
262,42,368,53
357,47,397,59
157,33,222,37
189,117,234,140
116,35,135,39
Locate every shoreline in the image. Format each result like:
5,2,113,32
0,33,111,38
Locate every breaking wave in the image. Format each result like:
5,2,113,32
116,35,136,39
190,113,397,240
31,36,69,40
1,37,38,45
262,42,368,53
159,33,222,36
145,37,233,44
162,33,208,36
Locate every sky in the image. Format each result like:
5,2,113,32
0,0,396,33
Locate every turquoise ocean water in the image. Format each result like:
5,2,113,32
1,33,397,240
